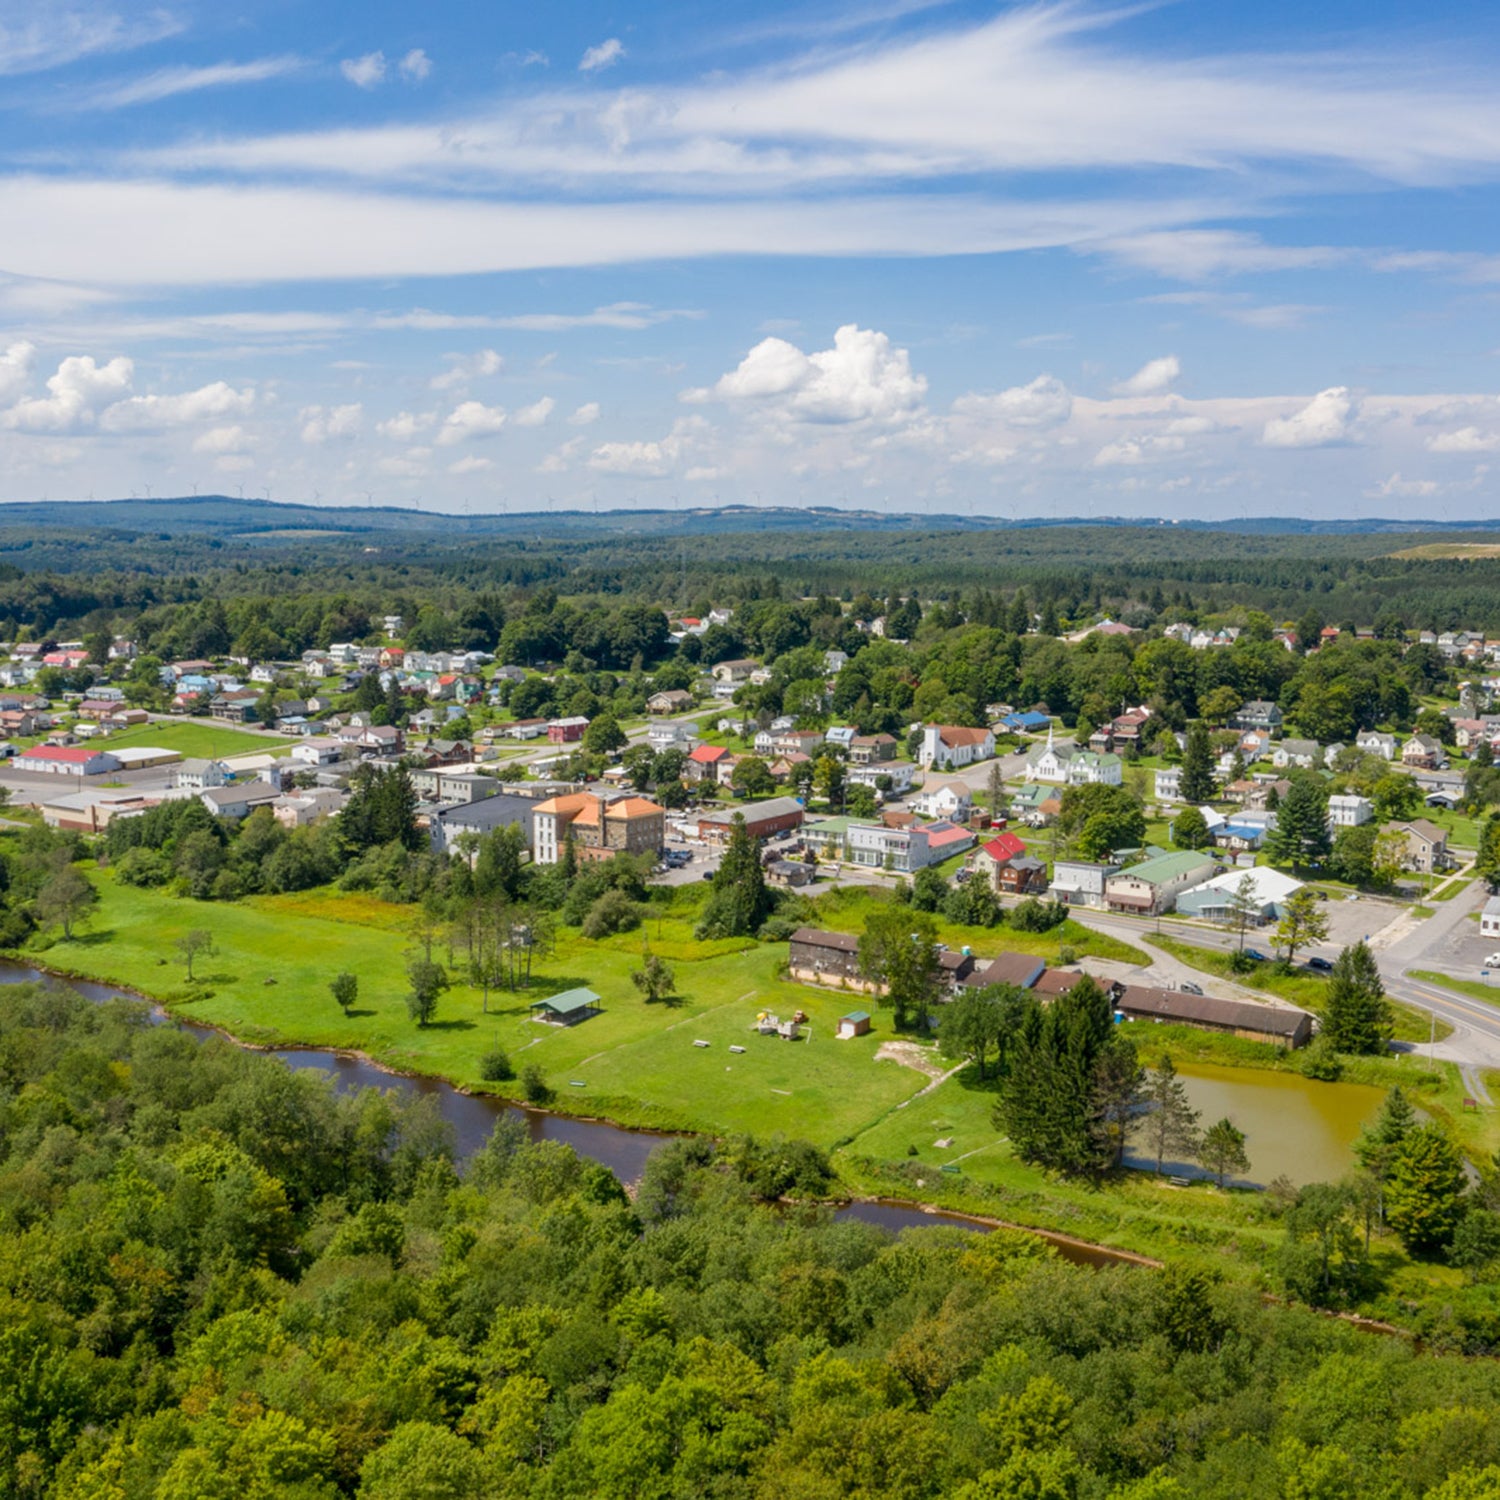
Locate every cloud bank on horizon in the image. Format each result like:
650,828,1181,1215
1,0,1499,519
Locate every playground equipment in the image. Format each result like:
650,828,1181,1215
753,1009,809,1040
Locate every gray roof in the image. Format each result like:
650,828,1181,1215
430,793,536,834
1114,984,1312,1040
700,796,805,825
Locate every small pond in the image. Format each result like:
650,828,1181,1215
1125,1062,1389,1188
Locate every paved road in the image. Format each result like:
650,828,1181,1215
1077,884,1500,1070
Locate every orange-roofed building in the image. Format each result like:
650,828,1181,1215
532,790,666,865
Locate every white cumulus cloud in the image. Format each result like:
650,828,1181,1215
340,51,386,89
1426,426,1500,454
376,410,436,440
579,38,624,73
398,49,432,83
1093,433,1187,467
687,324,926,425
3,353,133,432
300,403,363,443
100,380,254,432
1111,355,1179,397
448,455,492,474
513,397,555,428
431,348,503,391
437,401,506,444
0,340,34,404
1260,387,1356,448
569,401,600,426
588,417,704,478
193,424,253,454
952,374,1073,429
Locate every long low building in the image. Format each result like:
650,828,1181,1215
787,928,977,992
1112,984,1313,1048
17,745,121,776
694,796,805,844
1175,867,1304,926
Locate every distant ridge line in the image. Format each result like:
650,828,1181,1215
0,494,1498,538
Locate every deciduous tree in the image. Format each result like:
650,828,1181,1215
1273,888,1329,966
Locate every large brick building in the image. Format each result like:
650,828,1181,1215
532,792,665,864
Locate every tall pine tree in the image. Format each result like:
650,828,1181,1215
1179,721,1217,805
1266,777,1332,872
1322,940,1392,1054
695,814,773,939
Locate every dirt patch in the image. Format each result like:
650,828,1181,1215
876,1040,947,1080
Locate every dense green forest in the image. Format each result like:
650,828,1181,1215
4,501,1500,637
7,981,1500,1500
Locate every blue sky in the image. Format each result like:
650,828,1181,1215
3,1,1500,519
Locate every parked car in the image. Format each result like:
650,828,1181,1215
1179,981,1204,996
1244,948,1270,964
1305,956,1334,973
1484,953,1500,968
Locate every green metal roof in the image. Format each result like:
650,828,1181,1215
530,987,601,1016
1115,849,1216,887
841,1010,871,1023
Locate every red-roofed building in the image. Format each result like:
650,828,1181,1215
684,743,737,785
17,744,121,776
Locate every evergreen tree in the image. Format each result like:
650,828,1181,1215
1265,777,1332,871
1136,1054,1202,1174
1198,1117,1250,1188
1007,590,1031,635
1386,1124,1467,1255
1322,941,1392,1054
1179,721,1216,804
1039,599,1060,637
1354,1086,1416,1228
995,976,1136,1175
695,814,773,939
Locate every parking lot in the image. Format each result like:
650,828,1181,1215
1412,898,1494,975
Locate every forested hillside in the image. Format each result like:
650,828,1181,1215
4,982,1500,1500
3,502,1500,635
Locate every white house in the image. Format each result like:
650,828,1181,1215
1272,739,1320,771
910,778,973,820
848,761,916,795
919,724,995,770
1328,793,1373,828
1027,731,1122,786
1356,730,1399,761
1049,860,1121,909
1154,766,1183,802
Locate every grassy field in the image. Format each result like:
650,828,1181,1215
805,884,1150,966
35,872,938,1140
1151,934,1453,1044
99,721,293,760
27,862,1498,1296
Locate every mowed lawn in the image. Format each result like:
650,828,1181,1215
37,873,935,1144
99,721,293,760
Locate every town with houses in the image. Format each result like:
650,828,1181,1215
0,598,1497,1067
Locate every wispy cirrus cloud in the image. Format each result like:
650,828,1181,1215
79,55,304,109
0,5,181,78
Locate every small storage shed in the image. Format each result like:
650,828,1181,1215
837,1010,872,1040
